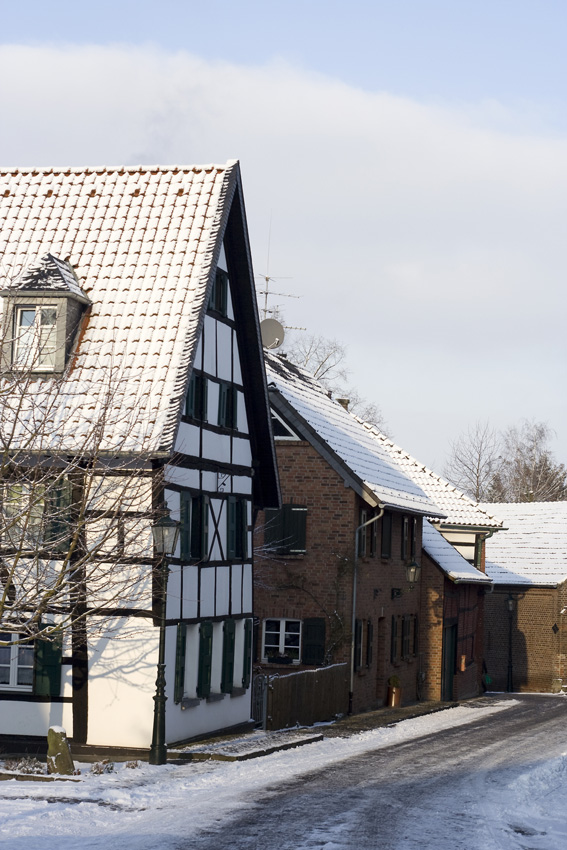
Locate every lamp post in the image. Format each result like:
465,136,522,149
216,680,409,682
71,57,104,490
149,508,180,765
507,594,515,693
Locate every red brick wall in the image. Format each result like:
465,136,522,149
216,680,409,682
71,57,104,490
484,584,567,693
255,440,431,714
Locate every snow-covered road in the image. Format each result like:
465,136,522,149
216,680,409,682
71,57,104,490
1,695,566,849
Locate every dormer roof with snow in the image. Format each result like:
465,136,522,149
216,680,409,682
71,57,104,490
1,253,90,302
422,520,491,584
264,351,444,517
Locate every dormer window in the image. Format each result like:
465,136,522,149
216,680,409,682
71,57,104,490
1,254,90,375
13,305,57,370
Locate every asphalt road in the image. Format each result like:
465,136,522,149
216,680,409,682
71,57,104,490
178,695,567,850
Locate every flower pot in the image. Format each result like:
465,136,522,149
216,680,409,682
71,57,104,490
386,685,402,707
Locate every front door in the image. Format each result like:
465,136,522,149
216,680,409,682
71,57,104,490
441,624,457,701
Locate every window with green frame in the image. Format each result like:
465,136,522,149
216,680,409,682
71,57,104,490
180,492,209,561
227,497,248,560
217,382,238,429
185,372,208,421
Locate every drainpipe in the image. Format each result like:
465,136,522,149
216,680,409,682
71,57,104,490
349,507,384,715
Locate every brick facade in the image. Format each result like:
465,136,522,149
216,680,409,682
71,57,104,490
255,440,434,714
484,583,567,693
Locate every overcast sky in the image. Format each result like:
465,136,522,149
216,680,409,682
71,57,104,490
1,0,566,472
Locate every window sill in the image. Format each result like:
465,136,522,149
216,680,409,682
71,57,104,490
180,697,200,710
230,687,247,697
206,692,226,703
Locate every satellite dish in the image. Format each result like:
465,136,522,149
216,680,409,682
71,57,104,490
261,318,285,349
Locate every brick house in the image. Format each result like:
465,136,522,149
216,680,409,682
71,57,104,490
359,429,502,701
482,502,567,693
256,353,445,716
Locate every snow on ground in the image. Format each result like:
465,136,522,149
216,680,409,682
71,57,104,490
0,699,558,849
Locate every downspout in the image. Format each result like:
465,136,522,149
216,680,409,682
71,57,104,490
349,507,385,715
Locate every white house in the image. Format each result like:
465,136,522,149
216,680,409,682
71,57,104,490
0,162,279,753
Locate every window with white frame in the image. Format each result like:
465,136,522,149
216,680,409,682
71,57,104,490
0,633,34,690
13,305,57,370
262,618,301,663
2,482,45,548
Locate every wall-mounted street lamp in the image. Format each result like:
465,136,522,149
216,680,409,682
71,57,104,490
405,560,421,588
149,507,180,765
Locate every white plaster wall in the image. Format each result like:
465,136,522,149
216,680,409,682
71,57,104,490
232,330,242,385
231,563,243,614
167,563,182,620
232,436,252,466
202,429,231,464
166,690,251,745
231,475,253,496
236,392,249,435
216,567,230,616
200,568,216,617
233,619,245,688
203,315,217,376
209,498,226,561
216,321,232,382
182,566,199,619
242,563,253,612
165,465,200,491
173,422,201,457
87,617,158,749
0,700,73,738
182,624,200,698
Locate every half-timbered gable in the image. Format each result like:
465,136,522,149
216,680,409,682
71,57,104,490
0,162,278,752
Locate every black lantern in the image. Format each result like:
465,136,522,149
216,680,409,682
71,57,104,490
151,509,180,557
405,560,421,587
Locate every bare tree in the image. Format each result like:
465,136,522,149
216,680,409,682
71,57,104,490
490,421,566,503
284,333,388,433
444,421,501,501
445,419,567,503
0,307,157,649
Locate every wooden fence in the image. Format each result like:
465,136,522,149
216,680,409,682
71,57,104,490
255,663,349,731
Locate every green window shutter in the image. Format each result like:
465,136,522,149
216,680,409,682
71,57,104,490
366,620,374,667
191,495,209,560
264,508,284,550
46,478,72,552
240,500,248,559
221,619,236,694
218,383,227,427
200,376,208,422
402,615,411,659
413,615,419,657
185,374,196,418
227,497,236,560
242,618,253,689
390,616,398,664
229,386,238,430
180,491,191,561
174,623,187,704
354,619,363,671
302,617,325,666
197,621,213,699
381,512,392,559
34,633,63,697
283,505,307,554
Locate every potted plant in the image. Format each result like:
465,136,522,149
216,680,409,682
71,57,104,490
386,675,402,707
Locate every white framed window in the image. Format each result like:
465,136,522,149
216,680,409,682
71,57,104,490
0,633,34,691
262,618,301,663
13,305,57,370
2,482,45,548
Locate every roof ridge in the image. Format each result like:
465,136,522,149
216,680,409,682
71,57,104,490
0,162,237,177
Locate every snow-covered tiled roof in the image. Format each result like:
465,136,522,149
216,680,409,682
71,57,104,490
0,163,238,454
265,352,444,516
352,419,503,530
480,502,567,586
422,520,491,584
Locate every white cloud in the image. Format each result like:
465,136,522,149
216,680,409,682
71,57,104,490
1,43,566,467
